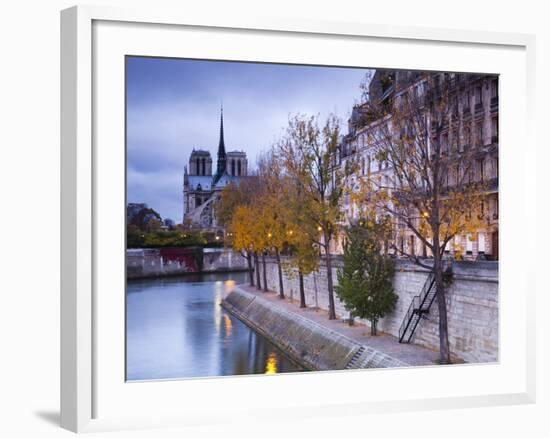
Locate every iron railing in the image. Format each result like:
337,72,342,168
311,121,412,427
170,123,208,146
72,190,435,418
398,270,436,343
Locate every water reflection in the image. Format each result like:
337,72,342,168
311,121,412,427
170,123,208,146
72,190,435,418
265,352,278,374
126,272,302,381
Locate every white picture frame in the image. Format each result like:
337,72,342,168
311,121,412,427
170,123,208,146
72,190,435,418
60,4,536,433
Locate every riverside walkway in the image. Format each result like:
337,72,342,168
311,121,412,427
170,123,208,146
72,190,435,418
228,284,440,367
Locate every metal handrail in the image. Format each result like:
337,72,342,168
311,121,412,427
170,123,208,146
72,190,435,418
398,271,435,342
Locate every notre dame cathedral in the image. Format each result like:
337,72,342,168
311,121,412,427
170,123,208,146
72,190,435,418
183,108,248,229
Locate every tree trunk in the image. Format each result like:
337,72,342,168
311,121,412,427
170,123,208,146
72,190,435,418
433,236,451,364
348,311,354,326
247,251,254,287
254,252,261,290
324,241,337,320
262,252,268,292
371,319,377,336
298,269,306,308
275,248,285,299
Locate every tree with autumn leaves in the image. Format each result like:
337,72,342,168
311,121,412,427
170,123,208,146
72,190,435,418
277,114,356,319
215,177,261,287
216,154,290,298
217,114,354,318
268,150,321,307
351,71,487,363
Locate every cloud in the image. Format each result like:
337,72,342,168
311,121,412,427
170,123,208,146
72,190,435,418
126,58,370,222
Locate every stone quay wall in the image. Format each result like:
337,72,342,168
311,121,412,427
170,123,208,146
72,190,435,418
222,287,407,371
258,257,498,364
202,248,249,272
127,248,249,279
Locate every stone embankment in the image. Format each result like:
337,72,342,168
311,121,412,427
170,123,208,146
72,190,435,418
221,286,435,371
127,247,249,279
260,257,498,364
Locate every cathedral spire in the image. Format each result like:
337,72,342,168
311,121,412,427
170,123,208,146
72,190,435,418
214,104,227,184
218,104,226,158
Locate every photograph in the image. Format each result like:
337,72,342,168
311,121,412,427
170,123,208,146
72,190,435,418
125,57,499,381
1,0,544,435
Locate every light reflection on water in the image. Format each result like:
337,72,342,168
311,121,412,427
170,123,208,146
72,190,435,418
265,352,278,374
126,272,302,381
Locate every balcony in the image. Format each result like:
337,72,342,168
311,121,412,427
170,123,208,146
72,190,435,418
474,102,483,114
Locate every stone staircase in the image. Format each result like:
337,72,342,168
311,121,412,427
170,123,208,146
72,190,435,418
345,345,407,369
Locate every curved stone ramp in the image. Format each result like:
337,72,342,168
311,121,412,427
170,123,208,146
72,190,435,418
222,287,407,371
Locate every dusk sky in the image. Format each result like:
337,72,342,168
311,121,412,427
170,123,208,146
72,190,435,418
126,57,371,222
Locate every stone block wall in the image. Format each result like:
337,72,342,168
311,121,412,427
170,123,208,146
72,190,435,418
127,248,198,279
127,248,250,279
259,257,498,363
222,287,406,370
202,248,249,272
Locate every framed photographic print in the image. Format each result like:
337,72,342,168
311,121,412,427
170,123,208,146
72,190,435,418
61,5,536,433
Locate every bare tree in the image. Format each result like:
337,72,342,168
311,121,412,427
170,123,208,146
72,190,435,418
353,71,487,363
278,114,356,319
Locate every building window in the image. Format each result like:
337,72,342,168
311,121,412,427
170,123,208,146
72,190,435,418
466,235,473,253
479,159,485,182
476,123,483,146
463,90,472,108
202,158,206,175
452,129,458,152
231,159,235,176
452,96,458,115
238,160,242,176
442,133,449,154
464,126,471,149
475,86,482,105
478,233,486,253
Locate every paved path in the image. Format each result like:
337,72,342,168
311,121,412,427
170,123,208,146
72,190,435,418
234,284,440,367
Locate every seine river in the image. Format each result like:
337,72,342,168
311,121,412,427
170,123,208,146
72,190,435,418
126,272,302,381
